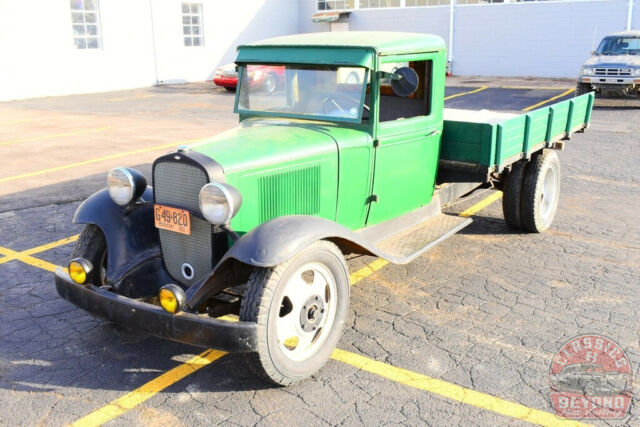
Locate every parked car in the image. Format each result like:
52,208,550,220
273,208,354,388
550,363,631,396
56,32,593,386
577,31,640,97
213,63,238,91
246,65,285,93
214,64,284,93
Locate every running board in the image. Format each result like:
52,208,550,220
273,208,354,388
373,214,472,263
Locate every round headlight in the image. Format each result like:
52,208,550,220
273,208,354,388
635,69,640,77
107,167,146,206
199,182,242,225
582,67,594,76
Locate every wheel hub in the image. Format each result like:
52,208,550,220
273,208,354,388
299,295,325,332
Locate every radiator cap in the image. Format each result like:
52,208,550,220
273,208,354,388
177,145,191,153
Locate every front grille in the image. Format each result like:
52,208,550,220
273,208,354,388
154,161,213,287
594,68,633,76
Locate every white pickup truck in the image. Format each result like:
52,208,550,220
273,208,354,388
577,31,640,98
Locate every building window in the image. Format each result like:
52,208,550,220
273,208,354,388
317,0,355,10
70,0,101,49
359,0,402,7
182,3,203,47
406,0,450,6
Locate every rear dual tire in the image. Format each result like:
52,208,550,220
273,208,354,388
502,150,561,233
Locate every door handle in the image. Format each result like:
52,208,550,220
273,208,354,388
427,130,442,137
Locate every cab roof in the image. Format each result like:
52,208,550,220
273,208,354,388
241,31,446,56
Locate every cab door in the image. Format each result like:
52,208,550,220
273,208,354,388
366,54,444,226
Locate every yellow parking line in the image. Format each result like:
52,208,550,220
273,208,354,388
0,246,64,272
459,191,502,217
72,349,226,427
444,86,488,101
0,234,79,265
350,258,389,285
0,136,207,184
522,88,575,112
331,349,590,427
0,126,111,147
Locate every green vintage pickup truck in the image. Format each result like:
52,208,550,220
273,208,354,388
55,32,593,385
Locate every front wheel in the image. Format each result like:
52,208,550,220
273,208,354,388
520,150,561,233
240,240,349,386
72,224,108,285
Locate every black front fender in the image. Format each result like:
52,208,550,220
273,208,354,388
223,215,370,267
185,215,373,308
73,187,166,288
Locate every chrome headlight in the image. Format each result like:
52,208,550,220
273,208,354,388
199,182,242,225
635,69,640,76
581,67,594,76
107,167,147,206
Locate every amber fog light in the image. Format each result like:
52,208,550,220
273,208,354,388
69,258,93,285
159,284,187,314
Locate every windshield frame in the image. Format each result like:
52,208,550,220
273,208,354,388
595,36,640,56
234,63,370,124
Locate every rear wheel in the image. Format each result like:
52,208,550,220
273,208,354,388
72,224,107,285
240,240,349,386
224,86,236,92
502,160,528,230
576,82,591,96
520,150,561,233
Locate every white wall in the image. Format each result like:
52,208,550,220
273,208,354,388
0,0,157,101
151,0,301,84
453,0,632,77
298,0,637,78
0,0,300,101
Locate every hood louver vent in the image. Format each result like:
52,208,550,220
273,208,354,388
259,165,321,223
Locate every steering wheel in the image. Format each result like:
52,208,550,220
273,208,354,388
321,94,369,116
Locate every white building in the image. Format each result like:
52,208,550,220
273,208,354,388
0,0,638,101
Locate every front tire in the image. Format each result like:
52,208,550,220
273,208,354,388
520,150,561,233
576,82,591,96
72,224,108,285
240,240,349,386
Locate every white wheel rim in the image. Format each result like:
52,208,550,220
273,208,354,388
274,262,337,362
540,166,557,222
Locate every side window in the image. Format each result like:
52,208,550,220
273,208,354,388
379,60,432,122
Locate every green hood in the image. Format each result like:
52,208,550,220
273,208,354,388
192,119,359,234
192,119,339,174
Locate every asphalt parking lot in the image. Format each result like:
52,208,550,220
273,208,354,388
1,79,639,426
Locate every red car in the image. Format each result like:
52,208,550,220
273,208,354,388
213,64,238,92
213,64,285,93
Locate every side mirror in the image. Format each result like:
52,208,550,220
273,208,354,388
390,67,419,97
590,50,596,55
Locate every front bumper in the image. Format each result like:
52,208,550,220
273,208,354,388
213,76,238,88
54,268,257,352
580,76,640,85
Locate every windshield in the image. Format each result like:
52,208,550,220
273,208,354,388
237,64,368,122
595,36,640,55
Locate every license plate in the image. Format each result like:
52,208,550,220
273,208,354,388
154,204,191,235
